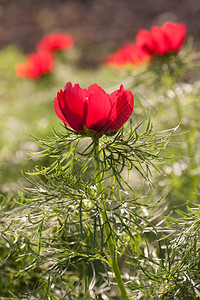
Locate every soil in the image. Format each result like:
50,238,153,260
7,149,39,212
0,0,200,65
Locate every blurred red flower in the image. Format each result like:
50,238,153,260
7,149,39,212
136,22,186,55
105,43,152,66
36,32,74,53
54,82,134,136
15,51,54,80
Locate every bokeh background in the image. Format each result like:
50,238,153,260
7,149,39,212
1,0,200,62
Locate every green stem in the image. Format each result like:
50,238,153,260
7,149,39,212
94,139,129,300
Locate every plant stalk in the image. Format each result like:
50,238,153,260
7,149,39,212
94,139,129,300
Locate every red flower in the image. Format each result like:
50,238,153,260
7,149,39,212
136,22,186,55
105,43,152,66
36,32,74,53
54,82,134,136
15,51,54,80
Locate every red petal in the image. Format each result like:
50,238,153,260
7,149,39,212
163,22,186,51
36,32,74,52
15,51,54,80
85,84,112,133
54,91,70,126
136,29,156,53
105,43,151,66
57,82,86,131
86,83,102,95
108,85,134,131
150,26,170,54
